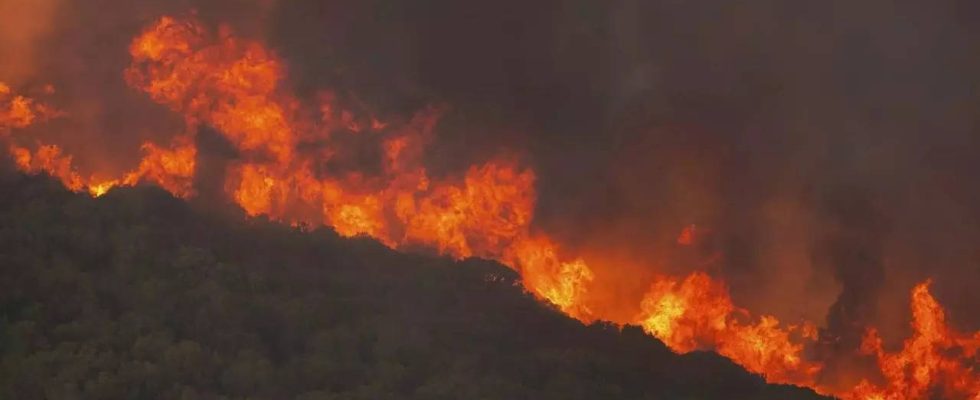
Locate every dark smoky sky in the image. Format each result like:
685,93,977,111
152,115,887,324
2,0,277,173
266,0,980,336
4,0,979,336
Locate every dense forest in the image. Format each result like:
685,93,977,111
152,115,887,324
0,171,829,400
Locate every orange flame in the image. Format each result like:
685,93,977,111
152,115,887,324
123,15,591,317
677,224,697,245
847,281,979,400
124,135,197,197
1,80,192,197
635,272,822,384
2,16,977,400
0,81,56,133
503,235,594,319
7,136,194,198
8,143,85,191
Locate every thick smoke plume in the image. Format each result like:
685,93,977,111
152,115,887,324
2,0,979,398
260,0,980,334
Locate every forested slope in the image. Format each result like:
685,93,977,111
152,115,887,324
0,173,829,400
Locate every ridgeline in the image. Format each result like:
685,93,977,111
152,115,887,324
0,173,829,399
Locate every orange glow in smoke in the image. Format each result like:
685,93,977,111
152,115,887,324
8,143,85,191
123,14,596,322
1,16,976,400
677,224,696,245
7,136,194,198
0,82,51,132
635,272,822,384
847,281,979,400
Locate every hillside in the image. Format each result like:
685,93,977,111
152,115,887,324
0,173,829,400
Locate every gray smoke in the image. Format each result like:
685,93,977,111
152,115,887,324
3,0,978,341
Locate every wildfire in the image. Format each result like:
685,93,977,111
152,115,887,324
503,235,594,319
2,79,193,197
0,81,55,134
6,136,194,198
847,281,980,400
1,15,977,400
8,143,85,191
124,136,197,197
677,223,697,245
635,272,822,384
122,15,593,317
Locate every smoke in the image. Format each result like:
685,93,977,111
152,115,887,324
810,182,890,388
193,125,239,206
0,0,62,85
4,0,979,344
258,0,980,334
818,184,887,340
2,0,276,177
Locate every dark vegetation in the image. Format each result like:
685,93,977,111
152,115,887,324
0,173,829,399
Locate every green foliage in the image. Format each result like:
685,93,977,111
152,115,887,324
0,174,829,400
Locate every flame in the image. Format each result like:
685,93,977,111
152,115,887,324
125,16,294,165
0,82,33,130
123,135,197,197
2,16,977,400
123,15,591,316
503,235,594,318
0,81,56,133
8,143,85,191
6,136,194,198
635,272,822,384
677,224,697,245
847,281,980,400
1,80,193,197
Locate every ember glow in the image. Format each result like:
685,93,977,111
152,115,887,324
0,82,49,133
121,16,590,316
6,134,194,198
1,15,976,400
848,281,980,399
635,272,822,384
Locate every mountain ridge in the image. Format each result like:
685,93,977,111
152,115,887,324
0,172,830,399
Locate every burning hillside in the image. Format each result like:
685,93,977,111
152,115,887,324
1,4,979,400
